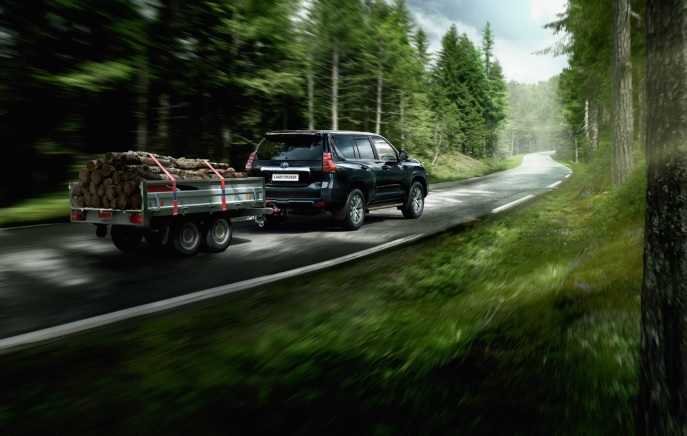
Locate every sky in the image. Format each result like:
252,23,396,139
406,0,569,84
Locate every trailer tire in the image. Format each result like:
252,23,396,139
202,216,232,253
144,228,171,251
111,225,143,252
173,219,201,257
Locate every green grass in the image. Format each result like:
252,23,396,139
0,194,70,228
0,147,643,434
425,152,523,183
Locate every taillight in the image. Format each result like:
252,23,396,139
245,152,256,171
71,211,85,221
323,153,336,172
129,213,143,224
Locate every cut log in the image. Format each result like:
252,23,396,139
79,169,91,184
89,181,97,195
130,193,142,210
117,194,127,210
72,183,83,196
96,184,105,198
86,160,98,171
90,194,101,208
91,169,103,184
102,163,113,177
111,170,120,185
123,181,134,196
105,185,116,201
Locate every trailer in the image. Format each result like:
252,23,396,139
69,176,274,256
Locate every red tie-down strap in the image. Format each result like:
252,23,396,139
148,153,178,216
203,160,226,211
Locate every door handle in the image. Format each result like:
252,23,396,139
361,165,370,170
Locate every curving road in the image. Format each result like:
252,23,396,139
0,152,571,348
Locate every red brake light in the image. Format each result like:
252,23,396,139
323,153,336,172
71,211,85,221
129,213,143,224
246,152,256,171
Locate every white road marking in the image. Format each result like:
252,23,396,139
548,181,562,188
0,235,424,354
491,195,535,214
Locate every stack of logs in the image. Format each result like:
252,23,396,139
71,151,247,210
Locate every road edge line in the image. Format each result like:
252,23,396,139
0,235,423,354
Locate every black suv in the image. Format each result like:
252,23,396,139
246,130,429,230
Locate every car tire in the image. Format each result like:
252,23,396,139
402,181,424,219
342,188,365,230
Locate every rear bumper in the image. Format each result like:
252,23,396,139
266,198,342,215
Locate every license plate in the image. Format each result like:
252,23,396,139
272,173,299,182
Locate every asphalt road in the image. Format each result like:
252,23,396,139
0,151,571,345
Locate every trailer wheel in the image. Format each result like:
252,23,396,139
144,228,171,251
173,219,201,257
202,217,232,252
111,225,143,252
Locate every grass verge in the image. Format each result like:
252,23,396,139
0,148,642,434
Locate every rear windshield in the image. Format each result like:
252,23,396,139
257,135,323,160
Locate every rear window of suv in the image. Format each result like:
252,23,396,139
257,135,323,160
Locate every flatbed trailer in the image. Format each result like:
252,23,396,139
69,177,274,256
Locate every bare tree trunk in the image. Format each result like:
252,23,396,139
375,73,383,135
331,49,339,130
136,54,148,150
432,130,443,165
638,61,647,153
158,94,170,145
511,126,515,157
639,1,687,434
307,52,314,131
574,134,579,163
590,100,600,153
585,99,590,141
399,94,405,149
611,0,634,186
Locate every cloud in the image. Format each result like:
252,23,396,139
411,7,481,55
409,0,568,84
528,0,566,24
494,37,568,84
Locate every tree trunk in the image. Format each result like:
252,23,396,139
307,52,315,131
432,131,443,165
511,126,515,157
590,100,600,153
375,72,383,135
639,1,687,434
611,0,634,186
158,93,170,145
331,48,339,130
136,54,148,151
638,61,647,153
399,93,405,149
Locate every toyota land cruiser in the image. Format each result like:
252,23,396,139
246,130,429,230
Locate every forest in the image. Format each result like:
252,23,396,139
0,0,515,207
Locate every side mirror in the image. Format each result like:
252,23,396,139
399,150,408,161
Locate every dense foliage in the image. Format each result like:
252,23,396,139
0,0,508,206
547,0,646,165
